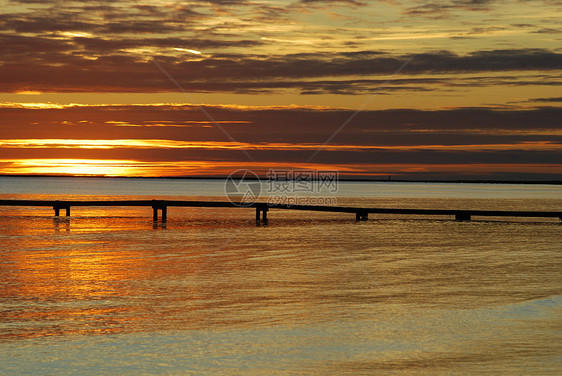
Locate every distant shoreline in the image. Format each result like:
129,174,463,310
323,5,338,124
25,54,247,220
1,174,560,185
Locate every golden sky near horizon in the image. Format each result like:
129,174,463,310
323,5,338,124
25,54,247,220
0,0,560,179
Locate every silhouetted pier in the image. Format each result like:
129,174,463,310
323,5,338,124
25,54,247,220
0,199,560,225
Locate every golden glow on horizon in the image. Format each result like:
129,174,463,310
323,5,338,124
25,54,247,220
14,91,42,95
1,158,560,178
5,159,140,177
0,159,356,177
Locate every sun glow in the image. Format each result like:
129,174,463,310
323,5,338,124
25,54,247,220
15,91,42,95
0,159,354,177
7,159,140,177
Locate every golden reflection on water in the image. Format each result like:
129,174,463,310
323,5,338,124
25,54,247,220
0,195,561,374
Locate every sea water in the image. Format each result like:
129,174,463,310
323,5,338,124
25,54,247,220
0,177,560,375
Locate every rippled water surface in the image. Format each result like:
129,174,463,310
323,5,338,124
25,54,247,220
0,178,561,375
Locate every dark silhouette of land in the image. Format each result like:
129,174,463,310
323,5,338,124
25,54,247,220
0,174,560,185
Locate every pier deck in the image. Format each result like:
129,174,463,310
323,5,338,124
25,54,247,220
1,199,561,225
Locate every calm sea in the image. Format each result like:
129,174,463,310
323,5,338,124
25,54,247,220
0,176,560,375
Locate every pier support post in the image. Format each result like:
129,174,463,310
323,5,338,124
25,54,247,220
256,204,269,226
53,201,60,217
356,211,368,221
152,204,168,224
53,202,70,219
262,207,268,225
455,212,471,221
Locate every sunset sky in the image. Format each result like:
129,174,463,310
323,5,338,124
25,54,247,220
0,0,560,179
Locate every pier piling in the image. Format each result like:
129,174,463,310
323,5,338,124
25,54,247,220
256,204,268,226
262,207,268,225
152,203,168,223
53,201,70,217
53,201,60,217
356,211,368,221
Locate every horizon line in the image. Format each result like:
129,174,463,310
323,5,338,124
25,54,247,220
0,174,560,185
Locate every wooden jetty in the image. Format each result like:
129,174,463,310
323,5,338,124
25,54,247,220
0,199,560,225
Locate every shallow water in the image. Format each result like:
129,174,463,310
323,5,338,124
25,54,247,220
0,178,561,374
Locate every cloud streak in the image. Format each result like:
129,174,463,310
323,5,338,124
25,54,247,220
2,39,560,93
